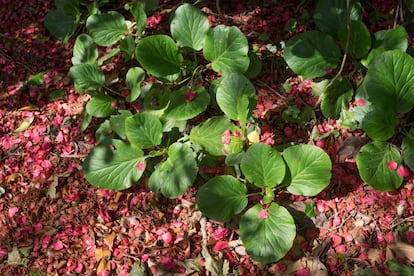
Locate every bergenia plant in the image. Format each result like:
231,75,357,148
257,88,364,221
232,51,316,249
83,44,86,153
45,0,333,263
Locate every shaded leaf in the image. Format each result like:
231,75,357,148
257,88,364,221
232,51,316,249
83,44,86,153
125,112,162,149
86,11,128,46
86,95,116,118
196,175,248,222
71,34,98,65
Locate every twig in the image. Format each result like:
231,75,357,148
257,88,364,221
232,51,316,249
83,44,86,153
256,80,286,99
391,215,414,229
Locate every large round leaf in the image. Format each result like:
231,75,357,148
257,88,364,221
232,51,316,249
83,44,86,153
149,143,198,198
69,64,105,92
314,0,362,38
125,112,162,149
165,86,210,120
86,95,116,118
203,25,249,73
44,10,79,41
284,31,341,79
189,116,236,156
362,26,408,67
86,11,128,46
170,3,209,51
283,144,332,196
196,175,248,222
356,141,402,191
321,78,354,119
338,20,371,59
240,143,285,188
126,67,145,102
216,73,256,121
83,139,145,190
359,50,414,114
135,35,183,81
239,203,296,263
71,34,98,65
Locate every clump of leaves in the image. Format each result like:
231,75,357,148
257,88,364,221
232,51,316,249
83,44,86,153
46,1,333,264
283,0,414,191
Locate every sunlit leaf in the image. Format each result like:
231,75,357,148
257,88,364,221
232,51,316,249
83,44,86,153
86,11,128,46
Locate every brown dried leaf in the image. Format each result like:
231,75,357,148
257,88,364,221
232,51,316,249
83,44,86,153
96,258,111,275
104,232,116,248
338,136,369,162
388,241,414,263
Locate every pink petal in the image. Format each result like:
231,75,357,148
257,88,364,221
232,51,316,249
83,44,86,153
258,209,268,219
213,228,229,240
8,207,19,218
213,241,228,251
53,240,65,250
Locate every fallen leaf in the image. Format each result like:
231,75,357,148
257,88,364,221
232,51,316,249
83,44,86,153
95,247,111,262
7,247,29,266
337,136,369,162
104,232,116,248
14,116,34,132
96,258,111,275
388,240,414,263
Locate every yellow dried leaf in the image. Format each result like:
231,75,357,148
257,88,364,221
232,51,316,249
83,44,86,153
18,105,39,111
14,116,34,132
247,130,260,144
96,258,111,275
95,247,110,262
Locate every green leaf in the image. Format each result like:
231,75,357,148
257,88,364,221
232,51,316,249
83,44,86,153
338,20,371,59
135,35,183,81
359,50,414,114
126,67,145,102
216,73,256,121
69,64,105,92
165,86,210,120
149,143,198,198
86,95,116,118
284,31,341,79
27,72,46,85
136,0,159,14
204,25,249,73
143,84,171,113
360,110,399,141
83,139,145,190
125,112,162,149
44,10,79,41
239,203,296,263
387,260,414,274
130,2,147,35
109,110,132,140
403,128,414,170
314,0,362,38
283,144,332,196
240,143,285,188
244,52,262,79
170,3,209,51
196,175,248,222
120,35,136,60
86,11,128,46
189,116,233,156
356,141,402,191
362,26,408,67
71,34,98,65
321,78,353,119
305,201,316,218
